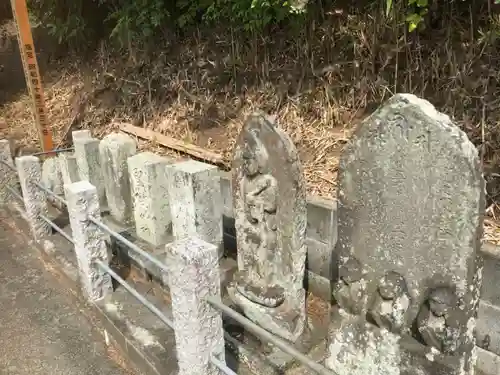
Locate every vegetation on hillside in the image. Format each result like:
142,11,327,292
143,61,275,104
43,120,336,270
1,0,500,238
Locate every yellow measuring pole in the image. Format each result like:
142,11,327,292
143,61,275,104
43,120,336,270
10,0,54,154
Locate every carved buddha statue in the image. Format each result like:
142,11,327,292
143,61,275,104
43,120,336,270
368,271,410,334
235,129,283,308
332,257,366,315
417,286,459,354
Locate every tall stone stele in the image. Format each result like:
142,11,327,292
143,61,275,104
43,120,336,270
227,113,307,342
325,94,484,375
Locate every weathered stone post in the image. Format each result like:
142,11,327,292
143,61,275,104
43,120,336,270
42,157,64,207
58,153,80,185
65,180,112,301
16,155,51,238
165,237,225,375
167,160,223,259
99,133,137,225
72,129,91,141
128,152,172,246
74,136,107,207
0,139,15,205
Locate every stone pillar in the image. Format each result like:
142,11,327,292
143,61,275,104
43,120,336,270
65,180,112,301
167,160,223,258
165,237,225,375
99,133,136,225
16,156,51,238
128,152,172,246
74,137,106,208
41,157,64,205
58,153,80,185
0,139,15,205
72,129,91,142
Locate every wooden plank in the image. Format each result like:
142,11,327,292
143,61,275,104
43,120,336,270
10,0,54,154
118,123,226,166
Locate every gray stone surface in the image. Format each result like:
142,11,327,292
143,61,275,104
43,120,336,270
167,160,223,258
128,152,172,246
165,237,225,375
65,180,112,301
326,94,484,375
0,208,138,375
41,156,64,198
228,112,307,342
15,156,51,238
74,136,107,207
0,139,15,204
72,129,92,142
99,133,137,224
58,153,80,185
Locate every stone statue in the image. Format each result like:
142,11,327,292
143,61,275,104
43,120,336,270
228,113,307,342
417,286,460,354
234,129,285,307
325,94,484,375
332,257,366,315
368,271,410,334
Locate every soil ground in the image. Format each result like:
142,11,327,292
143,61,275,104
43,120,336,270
1,4,500,243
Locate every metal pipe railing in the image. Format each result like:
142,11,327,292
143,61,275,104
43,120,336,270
89,217,169,275
206,296,336,375
0,158,16,171
6,185,23,202
39,213,75,244
95,260,174,329
210,354,237,375
33,181,67,206
31,148,74,157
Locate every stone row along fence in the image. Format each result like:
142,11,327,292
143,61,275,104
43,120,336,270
0,93,497,375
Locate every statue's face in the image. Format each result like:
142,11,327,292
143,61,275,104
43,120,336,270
243,149,259,176
428,288,454,317
429,300,448,317
340,258,362,284
379,272,404,300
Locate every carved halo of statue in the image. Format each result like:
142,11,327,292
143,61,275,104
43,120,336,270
332,257,366,316
368,270,410,334
417,286,460,354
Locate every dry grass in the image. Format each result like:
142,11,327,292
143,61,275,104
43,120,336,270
1,3,500,226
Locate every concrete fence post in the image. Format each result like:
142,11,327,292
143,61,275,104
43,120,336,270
99,133,137,225
0,139,15,205
165,237,225,375
16,155,51,238
167,160,223,259
58,153,80,185
74,136,107,208
65,180,112,301
128,152,172,246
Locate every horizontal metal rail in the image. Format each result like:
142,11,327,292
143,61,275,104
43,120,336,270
89,217,169,275
95,260,174,330
6,185,23,202
206,296,336,375
31,148,74,156
39,213,75,244
0,158,16,171
33,181,67,206
211,354,237,375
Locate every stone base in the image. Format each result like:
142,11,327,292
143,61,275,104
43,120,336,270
228,282,306,342
326,308,473,375
222,295,328,375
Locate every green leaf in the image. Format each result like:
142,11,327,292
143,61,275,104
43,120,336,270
385,0,393,17
417,0,428,7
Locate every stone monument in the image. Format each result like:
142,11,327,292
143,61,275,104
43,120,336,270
326,94,484,375
228,112,307,342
